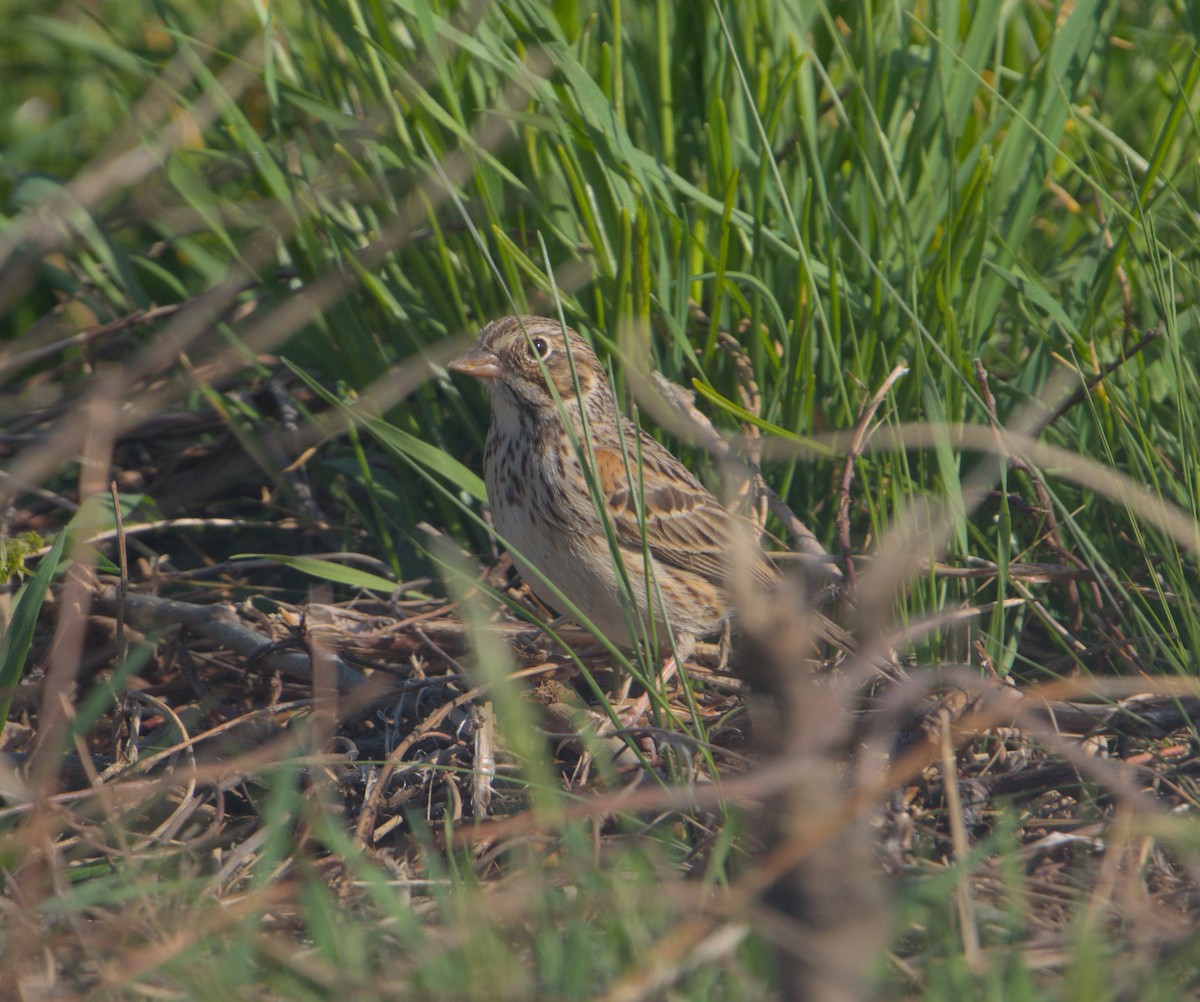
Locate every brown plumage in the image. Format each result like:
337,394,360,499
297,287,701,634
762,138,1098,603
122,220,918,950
449,315,776,656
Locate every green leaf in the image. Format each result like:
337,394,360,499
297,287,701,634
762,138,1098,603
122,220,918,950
983,260,1081,339
235,554,398,593
689,380,834,457
11,174,149,308
359,413,488,502
0,531,69,735
0,533,44,581
283,358,488,502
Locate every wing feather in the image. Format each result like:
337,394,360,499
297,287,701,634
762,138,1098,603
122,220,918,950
591,429,777,591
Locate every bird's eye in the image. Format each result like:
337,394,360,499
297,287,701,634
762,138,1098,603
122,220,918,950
529,336,552,360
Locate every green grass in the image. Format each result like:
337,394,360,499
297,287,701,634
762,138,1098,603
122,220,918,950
3,0,1200,997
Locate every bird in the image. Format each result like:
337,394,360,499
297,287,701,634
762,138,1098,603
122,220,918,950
448,315,778,682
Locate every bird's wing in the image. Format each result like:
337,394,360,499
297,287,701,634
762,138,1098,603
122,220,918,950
591,437,777,591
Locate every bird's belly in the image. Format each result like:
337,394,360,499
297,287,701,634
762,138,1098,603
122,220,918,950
492,502,643,647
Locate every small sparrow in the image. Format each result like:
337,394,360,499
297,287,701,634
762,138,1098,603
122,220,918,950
449,315,776,665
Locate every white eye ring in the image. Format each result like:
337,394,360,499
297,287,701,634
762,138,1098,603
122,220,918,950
529,336,552,360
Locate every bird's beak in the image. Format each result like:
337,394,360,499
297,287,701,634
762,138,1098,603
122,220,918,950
448,345,503,380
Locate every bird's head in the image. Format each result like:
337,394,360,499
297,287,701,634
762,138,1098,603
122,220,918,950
449,315,606,415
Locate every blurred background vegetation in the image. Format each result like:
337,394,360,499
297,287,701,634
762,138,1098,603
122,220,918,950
3,0,1200,997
